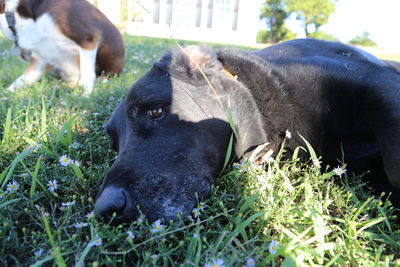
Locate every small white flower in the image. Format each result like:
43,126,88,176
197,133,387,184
0,96,8,101
245,257,256,267
232,161,250,172
285,130,292,139
269,240,280,255
59,155,72,166
150,254,159,260
7,181,19,192
85,211,95,219
47,179,58,192
205,258,225,267
62,201,76,207
34,249,43,258
102,78,109,83
151,219,166,233
20,173,29,177
333,166,347,177
89,235,102,247
193,233,199,239
0,191,6,199
29,142,41,150
69,142,80,149
74,222,88,228
127,231,135,240
72,160,81,167
198,203,208,210
92,112,100,116
192,208,201,218
312,158,321,169
232,162,241,169
137,214,146,223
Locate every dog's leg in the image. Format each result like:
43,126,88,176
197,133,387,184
79,47,98,97
7,58,46,92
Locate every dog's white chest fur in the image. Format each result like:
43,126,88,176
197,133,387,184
15,13,81,81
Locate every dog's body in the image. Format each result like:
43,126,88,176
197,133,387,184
94,39,400,223
0,0,124,95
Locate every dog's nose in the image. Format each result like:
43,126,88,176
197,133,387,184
94,186,129,222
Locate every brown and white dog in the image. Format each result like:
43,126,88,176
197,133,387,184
0,0,124,96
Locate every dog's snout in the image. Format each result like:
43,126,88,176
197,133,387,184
95,186,130,222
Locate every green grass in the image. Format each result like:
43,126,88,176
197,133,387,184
0,35,400,266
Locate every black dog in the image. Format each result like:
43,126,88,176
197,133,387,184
95,39,400,223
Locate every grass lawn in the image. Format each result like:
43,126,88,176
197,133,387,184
0,35,399,266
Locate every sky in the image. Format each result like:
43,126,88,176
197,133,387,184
270,0,400,53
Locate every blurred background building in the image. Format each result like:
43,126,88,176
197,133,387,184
87,0,261,46
85,0,399,54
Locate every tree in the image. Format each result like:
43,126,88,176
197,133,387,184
348,32,377,47
286,0,335,37
260,0,292,43
309,31,339,42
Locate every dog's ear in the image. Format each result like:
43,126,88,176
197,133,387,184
17,0,36,19
217,49,285,93
0,1,6,14
182,45,218,73
154,45,222,81
217,49,288,161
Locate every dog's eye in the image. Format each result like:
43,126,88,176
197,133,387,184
148,107,164,119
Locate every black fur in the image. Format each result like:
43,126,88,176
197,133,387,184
95,39,400,223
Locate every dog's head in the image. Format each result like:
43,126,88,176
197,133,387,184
94,46,269,223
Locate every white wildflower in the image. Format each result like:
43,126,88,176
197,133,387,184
333,166,347,177
151,219,166,233
269,240,280,255
47,179,58,192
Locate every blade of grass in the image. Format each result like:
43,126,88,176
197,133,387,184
21,160,47,193
226,105,244,156
70,165,84,179
0,198,21,209
0,148,33,189
220,133,234,174
55,115,78,146
0,166,11,186
40,96,47,142
42,213,67,267
298,134,318,161
29,157,42,205
74,242,93,267
221,211,266,249
239,194,259,214
184,225,201,265
2,108,12,144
